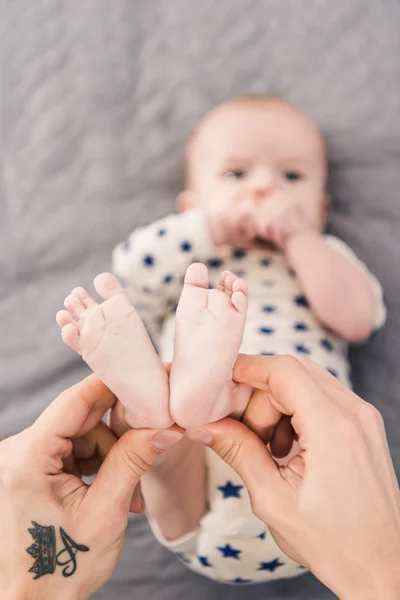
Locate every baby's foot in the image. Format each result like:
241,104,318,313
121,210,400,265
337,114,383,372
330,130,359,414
170,263,250,429
56,273,172,429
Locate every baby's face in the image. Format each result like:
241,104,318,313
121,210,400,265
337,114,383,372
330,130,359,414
184,99,328,231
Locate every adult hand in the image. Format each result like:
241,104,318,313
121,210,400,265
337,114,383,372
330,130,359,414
188,355,400,599
0,375,183,600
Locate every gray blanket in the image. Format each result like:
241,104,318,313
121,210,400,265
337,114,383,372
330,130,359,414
1,1,399,598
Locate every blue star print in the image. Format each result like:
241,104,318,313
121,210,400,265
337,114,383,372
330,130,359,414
233,249,247,260
321,338,334,351
257,532,267,540
259,327,275,335
295,344,311,354
260,258,271,267
208,258,224,269
294,322,308,331
163,274,173,284
294,294,309,307
327,367,338,378
157,228,167,236
258,558,284,572
217,544,242,559
180,241,192,252
218,481,243,499
262,305,276,313
143,254,155,267
232,578,253,584
198,556,213,567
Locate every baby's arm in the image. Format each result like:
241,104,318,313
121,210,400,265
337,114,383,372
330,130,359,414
284,231,384,342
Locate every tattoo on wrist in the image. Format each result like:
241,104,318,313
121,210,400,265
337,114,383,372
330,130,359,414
27,521,89,580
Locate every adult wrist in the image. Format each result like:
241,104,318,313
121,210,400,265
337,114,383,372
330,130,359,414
339,557,400,600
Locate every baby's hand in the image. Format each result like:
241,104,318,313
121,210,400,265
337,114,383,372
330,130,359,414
206,199,313,250
207,203,261,248
254,198,314,250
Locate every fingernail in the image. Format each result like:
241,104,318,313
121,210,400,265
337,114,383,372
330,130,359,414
152,431,183,451
186,429,214,445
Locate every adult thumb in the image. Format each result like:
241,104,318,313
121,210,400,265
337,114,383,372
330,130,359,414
188,418,286,522
87,428,183,520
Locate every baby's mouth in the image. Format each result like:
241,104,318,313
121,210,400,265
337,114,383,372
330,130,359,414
253,237,277,251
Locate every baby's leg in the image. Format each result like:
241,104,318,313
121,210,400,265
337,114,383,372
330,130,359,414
56,273,172,429
170,263,251,429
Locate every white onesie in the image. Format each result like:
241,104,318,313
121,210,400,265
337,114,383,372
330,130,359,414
113,209,386,585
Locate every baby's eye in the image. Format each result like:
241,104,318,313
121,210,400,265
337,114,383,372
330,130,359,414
284,170,303,182
224,169,246,180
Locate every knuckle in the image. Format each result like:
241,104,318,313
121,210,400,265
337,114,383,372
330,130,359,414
118,445,151,479
356,401,384,430
216,437,244,470
275,354,302,370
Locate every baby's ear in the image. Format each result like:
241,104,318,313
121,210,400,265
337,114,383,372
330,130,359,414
177,190,196,212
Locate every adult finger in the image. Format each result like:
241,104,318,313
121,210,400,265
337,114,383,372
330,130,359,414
86,429,183,520
34,375,116,441
241,387,282,444
233,354,335,442
187,419,289,521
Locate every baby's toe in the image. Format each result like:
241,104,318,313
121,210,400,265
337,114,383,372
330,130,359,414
56,309,73,328
94,273,125,301
60,322,81,351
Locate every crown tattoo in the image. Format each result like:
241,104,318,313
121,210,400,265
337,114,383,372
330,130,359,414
26,522,56,579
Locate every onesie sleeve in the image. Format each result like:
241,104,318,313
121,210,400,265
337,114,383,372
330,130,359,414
146,449,304,584
112,209,216,344
324,235,386,332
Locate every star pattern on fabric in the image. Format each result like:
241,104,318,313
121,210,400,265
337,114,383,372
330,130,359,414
259,327,275,335
262,305,276,313
320,338,334,351
198,555,213,567
231,577,253,584
295,343,311,354
257,531,267,540
180,241,192,252
294,322,308,331
143,254,155,266
157,228,167,236
218,480,244,499
258,558,284,572
260,258,271,267
217,544,242,559
233,249,247,260
207,258,224,269
294,294,309,307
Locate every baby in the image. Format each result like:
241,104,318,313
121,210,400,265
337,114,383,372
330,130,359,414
57,95,385,584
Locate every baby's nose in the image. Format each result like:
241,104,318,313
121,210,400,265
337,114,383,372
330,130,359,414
249,167,276,200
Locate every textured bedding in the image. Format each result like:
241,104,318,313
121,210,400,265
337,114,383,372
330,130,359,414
1,1,399,598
